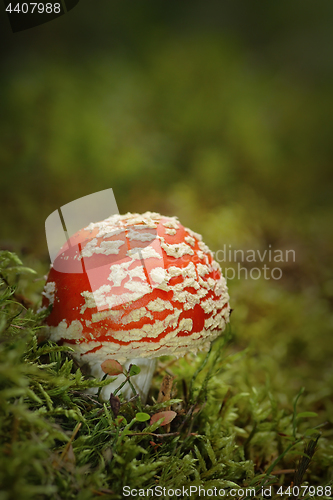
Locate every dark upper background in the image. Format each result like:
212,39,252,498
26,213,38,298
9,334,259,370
0,0,333,395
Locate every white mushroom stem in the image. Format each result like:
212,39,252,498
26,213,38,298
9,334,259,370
87,358,157,403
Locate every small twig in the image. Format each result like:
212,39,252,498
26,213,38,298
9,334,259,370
157,375,174,405
176,404,196,434
157,374,175,433
71,391,104,406
60,422,82,460
127,431,180,439
112,365,143,412
91,489,115,496
271,468,296,475
186,401,206,437
53,422,82,468
155,357,179,376
121,394,139,405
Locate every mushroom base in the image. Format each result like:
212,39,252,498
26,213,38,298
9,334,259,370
86,357,157,403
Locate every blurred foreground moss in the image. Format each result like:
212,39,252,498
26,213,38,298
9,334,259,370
0,251,332,500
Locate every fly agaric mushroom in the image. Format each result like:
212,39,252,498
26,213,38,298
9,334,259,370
42,212,230,402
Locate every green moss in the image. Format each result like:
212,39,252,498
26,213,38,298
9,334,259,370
0,251,332,500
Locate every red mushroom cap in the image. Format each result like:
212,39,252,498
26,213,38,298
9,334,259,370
42,212,230,368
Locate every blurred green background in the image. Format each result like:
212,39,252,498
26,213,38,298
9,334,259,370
1,0,333,421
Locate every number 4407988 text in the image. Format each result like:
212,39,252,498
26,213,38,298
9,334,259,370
5,3,61,14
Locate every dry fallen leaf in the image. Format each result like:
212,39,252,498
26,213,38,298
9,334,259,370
101,359,123,376
110,393,121,417
157,374,174,406
150,410,177,427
